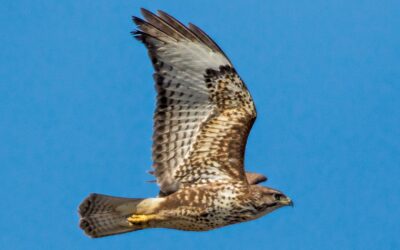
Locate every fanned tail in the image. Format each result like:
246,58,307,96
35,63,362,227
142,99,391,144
78,193,145,238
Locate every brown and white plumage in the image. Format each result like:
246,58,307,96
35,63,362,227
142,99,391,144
134,9,256,194
78,9,292,238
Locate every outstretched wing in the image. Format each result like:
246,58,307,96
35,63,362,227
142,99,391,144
133,9,257,194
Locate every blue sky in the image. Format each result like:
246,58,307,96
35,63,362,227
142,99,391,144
1,0,399,249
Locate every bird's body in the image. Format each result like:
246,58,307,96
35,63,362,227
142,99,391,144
80,179,286,235
78,8,292,238
154,181,252,231
151,181,286,231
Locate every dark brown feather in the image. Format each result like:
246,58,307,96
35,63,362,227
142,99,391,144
133,9,256,194
157,10,201,42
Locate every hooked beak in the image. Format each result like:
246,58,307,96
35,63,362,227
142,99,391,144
280,197,294,207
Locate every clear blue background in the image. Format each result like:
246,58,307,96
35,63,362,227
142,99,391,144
1,0,399,249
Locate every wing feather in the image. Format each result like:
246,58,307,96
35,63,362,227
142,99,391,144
157,10,202,43
133,9,256,194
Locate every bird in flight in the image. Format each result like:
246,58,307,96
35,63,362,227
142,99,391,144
78,8,292,238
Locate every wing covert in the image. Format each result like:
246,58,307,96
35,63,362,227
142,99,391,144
133,9,256,194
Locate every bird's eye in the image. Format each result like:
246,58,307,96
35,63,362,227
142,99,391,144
274,194,282,201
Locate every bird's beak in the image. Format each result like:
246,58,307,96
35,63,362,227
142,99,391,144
280,197,294,207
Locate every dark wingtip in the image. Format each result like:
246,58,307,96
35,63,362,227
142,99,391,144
132,16,145,26
140,8,155,20
140,7,150,15
259,175,268,183
131,30,144,41
156,9,167,16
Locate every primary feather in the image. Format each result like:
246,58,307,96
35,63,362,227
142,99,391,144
133,8,256,195
78,9,292,239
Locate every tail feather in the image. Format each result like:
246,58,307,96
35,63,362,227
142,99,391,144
78,193,145,238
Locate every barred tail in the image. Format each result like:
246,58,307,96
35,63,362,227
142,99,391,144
78,193,145,238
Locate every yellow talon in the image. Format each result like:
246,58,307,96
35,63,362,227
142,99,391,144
127,214,157,226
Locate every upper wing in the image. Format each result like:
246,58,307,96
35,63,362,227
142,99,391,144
133,9,257,194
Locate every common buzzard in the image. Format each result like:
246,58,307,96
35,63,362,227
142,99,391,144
78,8,292,238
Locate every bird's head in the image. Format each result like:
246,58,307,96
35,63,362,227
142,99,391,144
250,185,293,214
